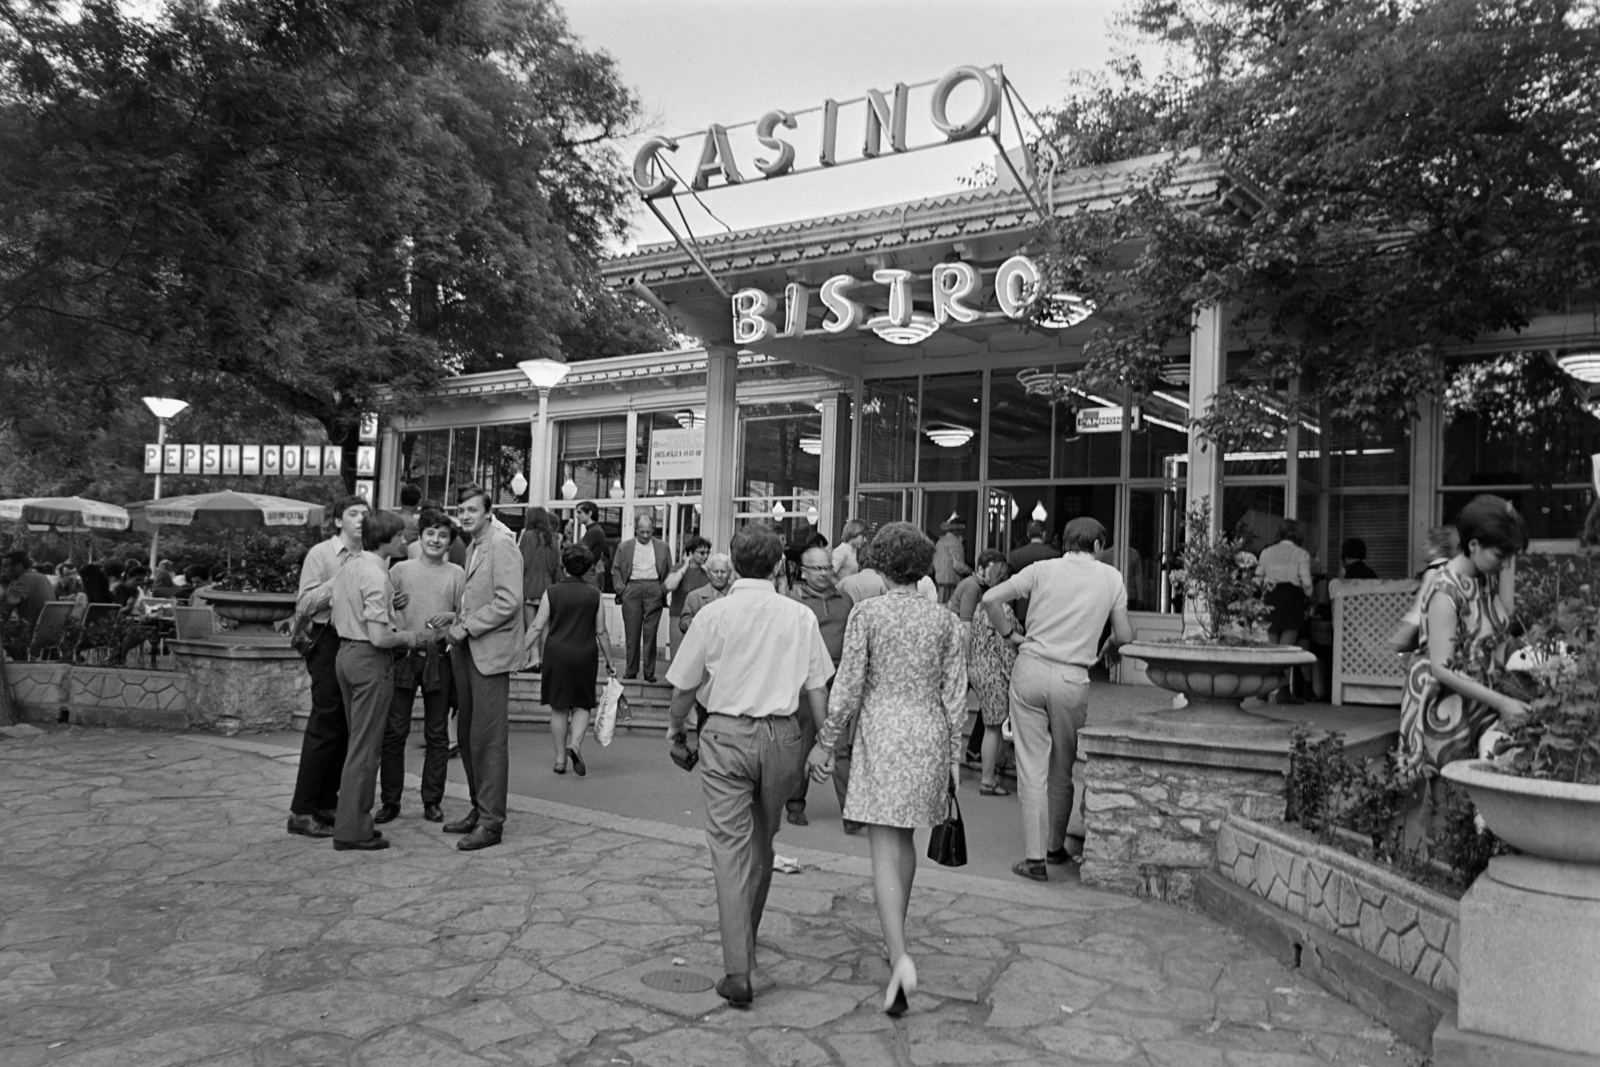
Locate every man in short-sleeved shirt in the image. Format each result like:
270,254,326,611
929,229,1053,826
664,527,833,1006
984,517,1133,881
2,552,55,627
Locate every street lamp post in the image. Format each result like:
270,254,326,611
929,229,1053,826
143,396,188,571
517,359,571,514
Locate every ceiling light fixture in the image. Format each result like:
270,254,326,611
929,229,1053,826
871,311,940,346
798,435,823,456
1558,352,1600,383
923,422,974,448
1037,293,1097,329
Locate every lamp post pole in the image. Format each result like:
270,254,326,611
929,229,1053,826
517,360,571,514
143,397,188,572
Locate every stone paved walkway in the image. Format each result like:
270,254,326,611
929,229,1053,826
0,728,1423,1067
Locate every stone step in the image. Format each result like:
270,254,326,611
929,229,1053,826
290,672,678,735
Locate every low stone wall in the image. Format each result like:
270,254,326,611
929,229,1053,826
1080,753,1285,901
5,661,192,729
171,642,305,733
1215,814,1460,996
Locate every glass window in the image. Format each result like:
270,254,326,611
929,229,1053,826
476,423,532,505
1442,487,1589,545
639,410,705,498
1131,389,1189,480
1222,484,1286,555
739,403,821,502
987,484,1116,554
918,373,982,482
557,415,628,502
397,429,451,506
1056,388,1124,480
450,426,478,498
855,490,908,530
1330,492,1411,578
1442,353,1600,487
858,378,918,484
1127,485,1184,612
1326,417,1409,488
988,368,1053,479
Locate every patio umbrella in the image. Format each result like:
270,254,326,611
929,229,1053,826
130,491,326,530
0,496,130,531
126,491,327,572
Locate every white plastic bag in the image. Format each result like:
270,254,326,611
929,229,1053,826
595,674,624,747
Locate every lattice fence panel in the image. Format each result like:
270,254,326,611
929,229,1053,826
1331,580,1418,683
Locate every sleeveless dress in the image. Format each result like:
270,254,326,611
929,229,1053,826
541,577,602,709
1398,567,1510,774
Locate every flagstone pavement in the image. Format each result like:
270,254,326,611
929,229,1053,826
0,728,1425,1067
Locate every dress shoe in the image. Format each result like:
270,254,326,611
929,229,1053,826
456,826,502,851
623,672,638,680
1047,834,1086,865
423,803,443,823
567,747,586,777
332,835,390,851
443,811,478,834
715,973,753,1007
313,808,337,826
373,803,400,825
643,675,657,683
884,955,916,1015
287,814,333,838
1012,858,1048,882
786,808,809,826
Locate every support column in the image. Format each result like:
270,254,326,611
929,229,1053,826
817,396,839,541
1409,394,1440,575
700,346,740,550
1187,303,1228,538
529,390,552,507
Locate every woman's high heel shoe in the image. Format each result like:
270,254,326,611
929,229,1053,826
884,954,916,1016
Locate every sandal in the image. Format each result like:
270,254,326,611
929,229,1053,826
978,782,1011,796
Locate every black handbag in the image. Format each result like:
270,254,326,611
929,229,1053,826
927,782,967,867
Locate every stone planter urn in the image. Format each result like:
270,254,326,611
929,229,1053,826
1435,759,1600,1061
1118,641,1317,724
201,590,297,640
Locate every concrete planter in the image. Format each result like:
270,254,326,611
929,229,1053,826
1119,640,1317,724
202,590,297,638
1442,759,1600,864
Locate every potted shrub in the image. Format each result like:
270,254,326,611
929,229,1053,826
1442,551,1600,863
1120,500,1315,723
201,532,305,637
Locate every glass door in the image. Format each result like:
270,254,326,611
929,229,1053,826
919,487,979,603
1126,484,1184,613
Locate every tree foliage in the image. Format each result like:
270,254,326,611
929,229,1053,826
1030,0,1600,448
0,0,667,486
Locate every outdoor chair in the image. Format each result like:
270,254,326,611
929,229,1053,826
28,602,74,661
173,606,216,640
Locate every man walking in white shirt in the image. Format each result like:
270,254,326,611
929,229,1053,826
664,527,834,1007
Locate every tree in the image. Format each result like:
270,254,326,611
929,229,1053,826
0,0,667,486
1028,0,1600,448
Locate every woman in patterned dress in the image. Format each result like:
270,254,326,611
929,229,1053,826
808,522,967,1016
1398,494,1528,849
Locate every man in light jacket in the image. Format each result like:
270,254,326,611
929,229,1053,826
611,514,673,681
444,485,525,851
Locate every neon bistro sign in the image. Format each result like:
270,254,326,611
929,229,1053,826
632,65,1004,199
731,254,1085,345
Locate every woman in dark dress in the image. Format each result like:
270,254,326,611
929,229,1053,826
525,545,613,776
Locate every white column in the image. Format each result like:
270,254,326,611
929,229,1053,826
529,389,551,506
700,346,741,550
817,396,839,541
1187,303,1228,539
1409,393,1440,574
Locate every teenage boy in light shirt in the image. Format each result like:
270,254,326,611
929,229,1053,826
664,527,834,1008
982,516,1134,882
376,508,465,826
329,510,441,851
287,496,369,839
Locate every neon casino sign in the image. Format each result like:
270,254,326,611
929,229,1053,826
631,65,1006,199
730,256,1094,346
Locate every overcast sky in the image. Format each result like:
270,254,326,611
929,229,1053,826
560,0,1141,249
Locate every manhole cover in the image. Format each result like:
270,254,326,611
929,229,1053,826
639,969,715,994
